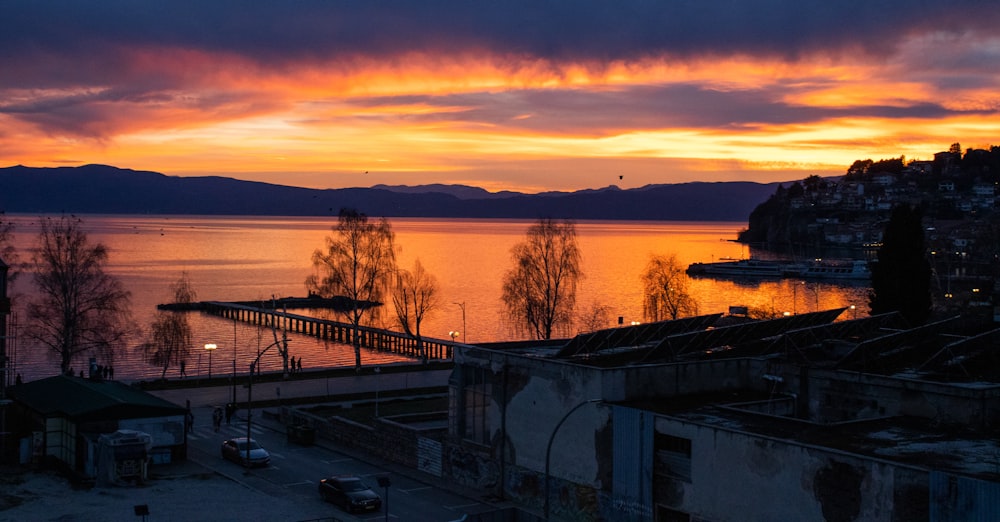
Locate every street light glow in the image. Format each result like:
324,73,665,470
205,343,217,378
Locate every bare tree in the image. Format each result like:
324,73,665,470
141,272,196,379
642,253,698,321
0,213,18,290
391,259,440,363
306,208,396,370
501,218,582,340
25,215,134,375
577,303,612,334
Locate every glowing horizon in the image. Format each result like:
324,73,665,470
2,2,998,193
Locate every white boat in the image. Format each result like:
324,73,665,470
784,259,870,281
686,259,786,278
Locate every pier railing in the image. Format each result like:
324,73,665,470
201,301,454,360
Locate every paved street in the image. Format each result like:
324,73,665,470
163,366,504,522
185,404,495,521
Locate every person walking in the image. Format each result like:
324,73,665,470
212,407,223,432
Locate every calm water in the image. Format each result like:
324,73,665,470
3,215,869,383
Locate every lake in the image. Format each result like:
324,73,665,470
3,215,870,382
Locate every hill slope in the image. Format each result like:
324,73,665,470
0,164,777,221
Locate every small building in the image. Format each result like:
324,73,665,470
7,375,188,478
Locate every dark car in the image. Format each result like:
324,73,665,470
318,475,382,513
220,437,270,467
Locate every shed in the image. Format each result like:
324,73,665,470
7,375,187,477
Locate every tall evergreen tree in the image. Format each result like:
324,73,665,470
868,205,932,325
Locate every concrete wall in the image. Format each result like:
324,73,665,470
778,365,1000,426
451,345,1000,520
653,416,929,522
284,407,446,470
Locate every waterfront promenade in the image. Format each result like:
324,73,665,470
145,362,452,408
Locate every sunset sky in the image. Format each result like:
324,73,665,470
2,2,999,193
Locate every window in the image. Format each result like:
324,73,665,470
460,366,492,445
655,433,692,482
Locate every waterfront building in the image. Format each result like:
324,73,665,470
446,310,1000,521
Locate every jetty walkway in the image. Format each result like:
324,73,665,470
198,301,455,361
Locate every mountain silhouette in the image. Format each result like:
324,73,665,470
1,164,779,221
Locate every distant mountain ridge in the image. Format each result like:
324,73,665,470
0,164,779,221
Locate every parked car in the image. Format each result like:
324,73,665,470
220,437,270,467
318,475,382,513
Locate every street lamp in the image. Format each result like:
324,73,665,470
453,302,466,343
374,366,381,418
544,398,601,520
204,343,217,379
449,330,460,343
246,338,284,468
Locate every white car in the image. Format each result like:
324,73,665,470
221,437,270,467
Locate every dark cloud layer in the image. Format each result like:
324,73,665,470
3,0,998,77
356,86,969,137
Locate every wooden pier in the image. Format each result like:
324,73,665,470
200,301,454,360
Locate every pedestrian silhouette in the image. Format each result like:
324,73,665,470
180,360,187,377
212,407,223,432
298,357,303,371
290,356,295,373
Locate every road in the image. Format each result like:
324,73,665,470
186,405,491,521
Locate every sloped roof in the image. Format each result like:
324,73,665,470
9,375,186,420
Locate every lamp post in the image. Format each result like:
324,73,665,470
544,398,601,520
246,338,284,468
453,302,466,343
374,366,381,418
232,318,238,405
204,343,217,379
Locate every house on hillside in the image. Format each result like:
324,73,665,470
7,375,188,478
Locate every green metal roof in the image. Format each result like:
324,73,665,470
9,375,186,420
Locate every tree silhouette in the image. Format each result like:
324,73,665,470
0,213,16,280
869,204,932,326
141,272,195,379
25,215,134,375
642,253,699,321
307,208,396,370
391,259,440,363
501,218,582,340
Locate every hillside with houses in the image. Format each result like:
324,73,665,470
739,143,1000,316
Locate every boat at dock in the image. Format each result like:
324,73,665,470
686,259,786,278
783,259,871,281
687,258,871,281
